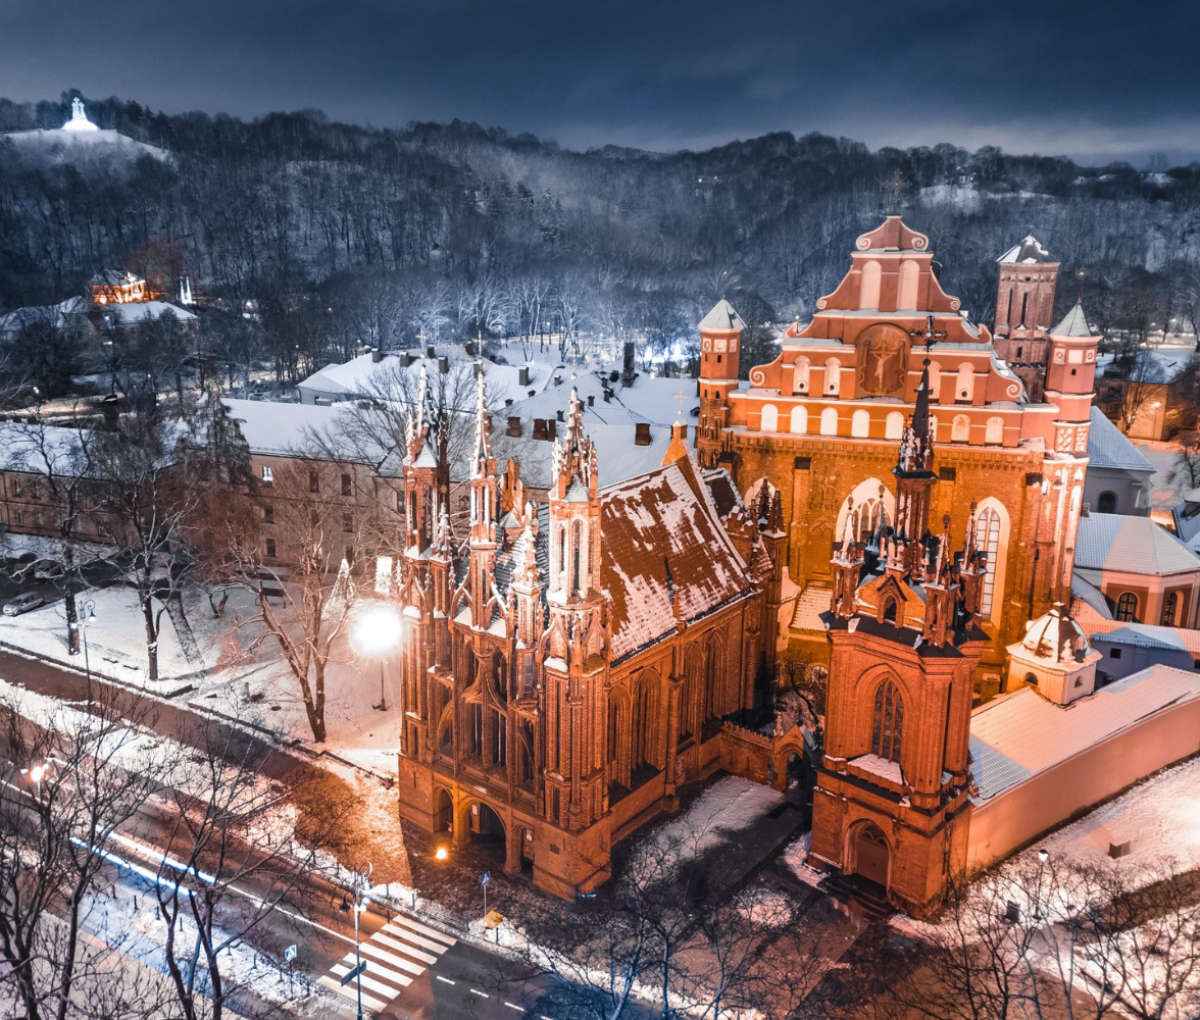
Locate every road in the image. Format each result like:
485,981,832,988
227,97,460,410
0,645,641,1020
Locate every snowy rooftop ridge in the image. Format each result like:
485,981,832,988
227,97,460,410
699,299,745,332
997,234,1055,264
1086,406,1154,473
1075,512,1200,576
969,664,1200,801
1052,302,1095,338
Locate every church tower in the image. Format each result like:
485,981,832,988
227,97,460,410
539,388,613,892
992,235,1060,401
810,397,986,918
697,299,745,468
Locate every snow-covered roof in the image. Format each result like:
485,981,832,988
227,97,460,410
1075,512,1200,576
699,299,746,332
497,423,673,491
0,297,88,335
1096,346,1195,382
0,421,94,474
599,457,754,662
969,665,1200,801
1087,406,1154,473
297,350,556,407
1051,302,1095,338
1091,624,1200,656
503,371,698,428
222,398,396,468
997,234,1055,264
103,301,197,325
1071,572,1114,622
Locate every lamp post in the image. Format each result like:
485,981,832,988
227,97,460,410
1033,847,1049,921
353,604,403,715
339,863,373,1020
79,599,97,704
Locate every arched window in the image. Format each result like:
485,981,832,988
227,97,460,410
820,407,838,435
790,406,807,434
885,411,904,440
679,648,701,744
1024,672,1039,687
704,636,724,722
1162,590,1180,626
883,597,897,623
951,414,970,443
898,260,919,309
956,363,974,403
760,404,779,432
974,501,1009,621
859,260,882,309
792,358,810,394
851,409,870,438
1116,592,1138,622
871,680,904,763
825,358,841,396
837,479,895,544
1097,491,1117,514
985,416,1004,445
572,520,583,594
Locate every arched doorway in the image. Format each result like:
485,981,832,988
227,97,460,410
470,802,506,846
850,822,890,889
433,788,453,835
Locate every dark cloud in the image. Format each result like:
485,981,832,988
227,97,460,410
1,0,1193,163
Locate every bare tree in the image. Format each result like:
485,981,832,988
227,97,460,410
1099,348,1165,435
0,687,176,1020
150,714,343,1020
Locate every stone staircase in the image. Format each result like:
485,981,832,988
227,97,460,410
790,584,832,631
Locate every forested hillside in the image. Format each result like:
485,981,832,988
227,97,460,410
3,93,1200,380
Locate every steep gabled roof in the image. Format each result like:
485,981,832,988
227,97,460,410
1076,512,1200,576
997,235,1055,264
699,299,745,332
1051,302,1095,337
1087,406,1154,472
600,457,753,662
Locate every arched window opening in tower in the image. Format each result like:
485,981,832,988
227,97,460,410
975,506,1003,617
1116,592,1139,622
1163,590,1179,626
871,680,904,763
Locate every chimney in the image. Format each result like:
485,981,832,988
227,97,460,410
533,418,547,440
439,356,449,374
426,345,436,359
623,341,636,385
556,409,565,423
548,420,557,440
634,422,651,446
465,340,475,356
371,348,382,364
399,352,412,368
507,416,522,437
519,366,531,387
587,394,594,406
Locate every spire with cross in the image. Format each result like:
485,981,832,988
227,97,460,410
674,387,688,424
909,313,948,354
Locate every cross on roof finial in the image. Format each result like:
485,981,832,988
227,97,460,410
885,168,904,211
674,387,687,422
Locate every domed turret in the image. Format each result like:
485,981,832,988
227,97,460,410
1006,602,1101,704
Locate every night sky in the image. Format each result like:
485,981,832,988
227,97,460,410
1,0,1193,163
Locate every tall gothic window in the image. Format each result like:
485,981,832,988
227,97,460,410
871,680,904,763
975,507,1002,617
1162,591,1180,626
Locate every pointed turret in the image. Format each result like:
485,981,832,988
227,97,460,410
548,389,602,605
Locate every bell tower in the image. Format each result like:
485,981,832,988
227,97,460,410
992,234,1060,401
697,299,745,468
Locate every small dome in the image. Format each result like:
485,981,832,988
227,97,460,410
1021,602,1089,663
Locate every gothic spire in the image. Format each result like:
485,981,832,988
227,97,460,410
471,365,491,478
899,359,934,475
551,387,597,500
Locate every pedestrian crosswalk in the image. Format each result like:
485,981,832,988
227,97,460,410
318,914,457,1014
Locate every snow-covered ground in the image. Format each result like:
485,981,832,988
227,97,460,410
632,775,784,883
0,588,208,688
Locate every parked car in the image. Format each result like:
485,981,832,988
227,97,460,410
3,593,44,617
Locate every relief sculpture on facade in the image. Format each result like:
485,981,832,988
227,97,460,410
857,324,910,396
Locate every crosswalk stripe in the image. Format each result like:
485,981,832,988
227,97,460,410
357,941,425,977
330,960,413,998
374,931,438,966
388,914,457,946
379,922,446,959
317,974,389,1012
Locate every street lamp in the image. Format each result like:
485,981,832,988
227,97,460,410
79,600,97,704
353,604,402,713
339,863,373,1020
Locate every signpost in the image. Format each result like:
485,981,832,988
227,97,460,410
285,944,297,996
481,870,490,915
340,961,368,987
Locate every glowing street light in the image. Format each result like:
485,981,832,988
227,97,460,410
434,845,449,861
353,604,402,712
